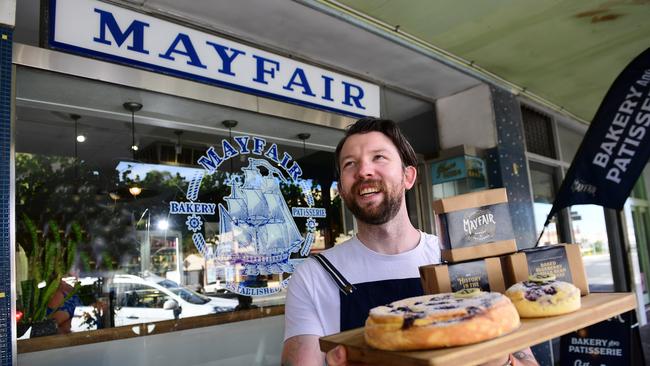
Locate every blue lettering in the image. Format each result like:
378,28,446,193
264,144,280,163
279,152,292,169
252,137,266,155
287,162,303,181
170,201,179,213
197,147,224,173
342,81,366,109
252,55,280,85
282,68,316,96
93,9,149,54
159,33,207,69
222,140,239,159
234,136,251,154
321,75,334,101
205,41,245,76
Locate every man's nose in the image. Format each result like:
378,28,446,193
356,159,375,178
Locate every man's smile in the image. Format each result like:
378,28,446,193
359,186,380,196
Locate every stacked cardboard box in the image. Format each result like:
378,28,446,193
421,188,516,293
420,188,589,296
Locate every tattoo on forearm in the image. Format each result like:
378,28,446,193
513,351,533,360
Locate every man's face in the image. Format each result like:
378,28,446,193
338,131,415,225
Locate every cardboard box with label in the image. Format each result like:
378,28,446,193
419,257,506,294
433,188,517,262
502,244,590,296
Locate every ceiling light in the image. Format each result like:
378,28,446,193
129,186,142,197
123,101,143,160
77,135,86,143
157,219,170,230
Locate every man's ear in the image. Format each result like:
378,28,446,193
404,166,417,190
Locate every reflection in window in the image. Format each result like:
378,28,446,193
14,115,343,339
570,205,613,291
529,164,560,245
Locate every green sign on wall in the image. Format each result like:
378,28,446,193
431,155,486,185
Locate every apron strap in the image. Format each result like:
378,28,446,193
311,253,356,295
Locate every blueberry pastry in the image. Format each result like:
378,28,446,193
505,274,580,318
364,288,520,350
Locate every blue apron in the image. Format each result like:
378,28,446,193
312,253,423,331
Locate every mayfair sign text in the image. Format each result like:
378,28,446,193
49,0,380,117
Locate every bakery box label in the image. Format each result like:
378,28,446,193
463,209,496,241
526,246,573,282
448,260,490,292
441,203,513,248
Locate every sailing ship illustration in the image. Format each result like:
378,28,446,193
216,158,303,275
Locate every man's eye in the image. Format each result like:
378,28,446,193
374,155,386,161
342,161,354,168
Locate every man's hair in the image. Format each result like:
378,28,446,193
335,117,418,175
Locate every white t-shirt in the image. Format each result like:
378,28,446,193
283,232,441,340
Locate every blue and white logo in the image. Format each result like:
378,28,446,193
49,0,380,118
169,136,324,296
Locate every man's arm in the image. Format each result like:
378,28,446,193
282,335,324,366
511,348,539,365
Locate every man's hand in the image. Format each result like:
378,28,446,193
326,346,369,366
511,348,539,365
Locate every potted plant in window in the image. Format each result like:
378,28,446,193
17,216,81,338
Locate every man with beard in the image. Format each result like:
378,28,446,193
282,118,537,366
282,117,438,365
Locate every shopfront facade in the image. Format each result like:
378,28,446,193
1,1,647,365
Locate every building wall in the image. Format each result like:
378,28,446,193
488,87,536,249
0,24,14,366
435,84,496,150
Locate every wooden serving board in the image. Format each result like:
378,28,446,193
320,293,636,366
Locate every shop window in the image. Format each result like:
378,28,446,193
522,106,556,159
570,205,613,291
14,107,343,343
631,177,648,200
529,162,561,245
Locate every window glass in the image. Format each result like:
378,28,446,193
14,103,342,339
571,205,613,291
529,163,560,245
557,124,583,164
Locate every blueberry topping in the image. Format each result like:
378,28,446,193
402,317,415,329
525,288,545,301
428,301,450,306
543,286,557,295
466,306,482,315
435,305,458,310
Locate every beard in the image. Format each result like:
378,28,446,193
340,178,404,225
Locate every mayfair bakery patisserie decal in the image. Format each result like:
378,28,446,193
169,136,325,296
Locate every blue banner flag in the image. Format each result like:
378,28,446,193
544,48,650,227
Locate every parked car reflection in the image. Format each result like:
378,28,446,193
72,274,238,332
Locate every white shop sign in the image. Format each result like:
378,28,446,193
48,0,380,117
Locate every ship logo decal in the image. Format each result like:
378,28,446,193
170,136,324,296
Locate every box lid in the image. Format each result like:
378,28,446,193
432,188,508,213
